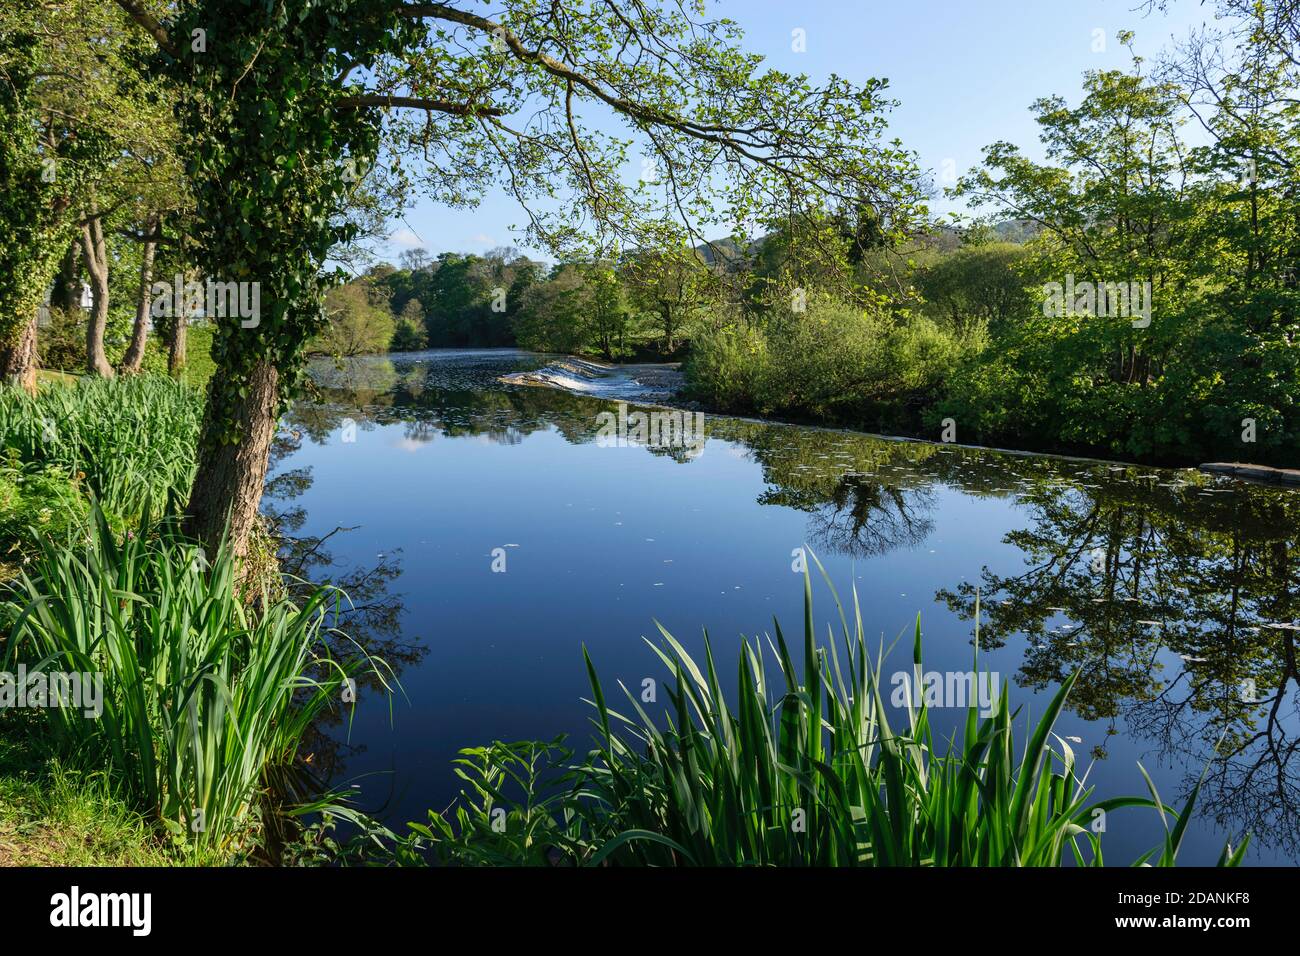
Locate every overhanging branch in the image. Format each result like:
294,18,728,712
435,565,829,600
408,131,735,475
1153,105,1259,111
335,95,505,116
112,0,179,58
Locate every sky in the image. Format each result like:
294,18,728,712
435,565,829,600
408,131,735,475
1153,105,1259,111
378,0,1215,264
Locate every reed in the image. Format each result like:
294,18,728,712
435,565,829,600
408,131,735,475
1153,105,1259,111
0,375,202,519
2,506,387,853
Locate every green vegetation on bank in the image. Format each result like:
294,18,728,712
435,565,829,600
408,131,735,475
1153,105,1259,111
5,507,383,854
0,710,219,866
1,0,1290,871
304,10,1300,470
0,374,374,864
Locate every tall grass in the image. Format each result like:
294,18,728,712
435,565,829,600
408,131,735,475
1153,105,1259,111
418,560,1247,866
2,507,387,853
0,375,201,517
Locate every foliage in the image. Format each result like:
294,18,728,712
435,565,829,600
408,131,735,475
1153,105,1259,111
937,26,1300,464
390,298,429,351
0,463,89,569
0,715,209,866
173,0,416,447
0,375,202,519
315,282,397,358
913,242,1033,334
1,506,387,853
0,24,82,371
687,298,979,431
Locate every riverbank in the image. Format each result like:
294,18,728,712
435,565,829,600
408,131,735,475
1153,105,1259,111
497,352,1298,479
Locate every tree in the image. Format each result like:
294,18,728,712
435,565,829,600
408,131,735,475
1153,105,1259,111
512,264,590,354
0,2,186,384
316,282,397,357
0,21,85,389
621,240,707,354
119,214,160,374
915,243,1032,333
113,0,924,558
954,37,1194,387
399,247,431,271
587,266,631,360
391,295,429,350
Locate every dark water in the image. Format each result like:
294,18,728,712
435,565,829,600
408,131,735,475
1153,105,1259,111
272,349,1300,866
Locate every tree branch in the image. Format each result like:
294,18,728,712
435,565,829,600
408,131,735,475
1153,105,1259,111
112,0,179,58
335,95,504,116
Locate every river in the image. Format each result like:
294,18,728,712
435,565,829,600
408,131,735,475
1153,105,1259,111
272,348,1300,865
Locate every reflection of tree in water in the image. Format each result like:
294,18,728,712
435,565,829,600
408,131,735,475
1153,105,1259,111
794,477,932,558
706,421,942,558
261,422,427,804
937,469,1300,854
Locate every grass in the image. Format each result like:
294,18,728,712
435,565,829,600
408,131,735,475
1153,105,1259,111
0,375,201,519
412,558,1248,867
1,506,390,857
0,358,379,864
0,712,218,866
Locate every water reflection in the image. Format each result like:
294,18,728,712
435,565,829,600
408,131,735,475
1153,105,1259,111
286,350,1300,858
938,473,1300,854
263,409,427,796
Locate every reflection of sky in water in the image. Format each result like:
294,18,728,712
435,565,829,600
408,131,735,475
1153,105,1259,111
276,349,1300,865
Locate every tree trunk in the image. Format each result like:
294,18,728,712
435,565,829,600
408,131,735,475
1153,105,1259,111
49,241,81,311
0,313,39,392
184,359,279,559
168,293,187,376
119,219,157,374
80,215,114,378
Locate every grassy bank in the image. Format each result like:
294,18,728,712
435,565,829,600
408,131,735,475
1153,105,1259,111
0,370,1244,868
0,713,210,866
0,367,379,866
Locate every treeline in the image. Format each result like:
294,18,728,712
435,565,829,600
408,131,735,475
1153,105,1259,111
316,241,719,361
317,12,1300,468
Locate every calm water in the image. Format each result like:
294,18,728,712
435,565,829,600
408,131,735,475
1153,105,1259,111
272,349,1300,865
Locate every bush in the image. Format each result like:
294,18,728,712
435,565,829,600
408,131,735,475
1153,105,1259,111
935,307,1300,464
686,298,980,431
391,317,428,352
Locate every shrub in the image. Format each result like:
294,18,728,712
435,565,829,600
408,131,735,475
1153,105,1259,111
686,299,980,431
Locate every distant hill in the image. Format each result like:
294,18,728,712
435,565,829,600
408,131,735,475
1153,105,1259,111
990,218,1041,243
693,235,762,267
695,217,1039,266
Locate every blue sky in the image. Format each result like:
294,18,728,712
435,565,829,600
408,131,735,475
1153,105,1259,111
380,0,1212,263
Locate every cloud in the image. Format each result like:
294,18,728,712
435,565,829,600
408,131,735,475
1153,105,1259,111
468,233,495,245
388,227,425,249
392,435,432,451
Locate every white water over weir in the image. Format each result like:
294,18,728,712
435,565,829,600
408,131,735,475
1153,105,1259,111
499,356,684,405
